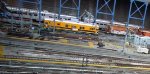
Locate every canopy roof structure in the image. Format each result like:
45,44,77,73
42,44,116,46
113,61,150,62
136,0,150,3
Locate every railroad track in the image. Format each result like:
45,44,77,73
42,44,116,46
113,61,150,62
0,37,149,66
15,47,150,65
6,30,99,41
0,65,108,73
0,41,149,66
0,55,150,71
0,36,150,71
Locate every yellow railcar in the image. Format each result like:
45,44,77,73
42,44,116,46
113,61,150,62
44,18,99,34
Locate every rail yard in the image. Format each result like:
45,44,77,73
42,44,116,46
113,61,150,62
0,0,150,74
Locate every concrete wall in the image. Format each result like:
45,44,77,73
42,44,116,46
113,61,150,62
4,0,150,30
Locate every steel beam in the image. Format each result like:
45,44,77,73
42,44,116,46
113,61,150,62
19,0,23,30
95,0,116,24
0,0,8,17
127,0,148,29
38,0,42,34
16,0,42,33
58,0,81,19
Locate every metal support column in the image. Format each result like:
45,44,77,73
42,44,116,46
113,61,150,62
123,0,148,53
126,0,148,29
17,0,42,33
38,0,42,34
10,6,14,29
0,0,8,17
58,0,81,19
19,0,23,30
95,0,116,24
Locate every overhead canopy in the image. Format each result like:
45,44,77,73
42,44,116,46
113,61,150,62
136,0,150,3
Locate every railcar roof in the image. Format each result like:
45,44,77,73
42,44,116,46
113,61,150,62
96,19,110,23
44,18,97,26
113,22,140,28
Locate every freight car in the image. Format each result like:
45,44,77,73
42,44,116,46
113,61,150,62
105,22,140,35
44,18,99,35
6,6,78,22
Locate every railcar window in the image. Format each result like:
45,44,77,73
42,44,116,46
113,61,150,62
29,13,33,16
49,21,51,24
22,12,25,15
90,28,95,30
100,24,103,25
65,24,69,27
34,14,37,16
45,22,48,24
80,27,85,29
57,23,60,25
97,23,100,25
12,11,17,13
49,16,52,18
72,26,76,28
25,12,28,15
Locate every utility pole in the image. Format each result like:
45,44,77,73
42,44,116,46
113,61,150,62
53,0,56,33
123,23,129,54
